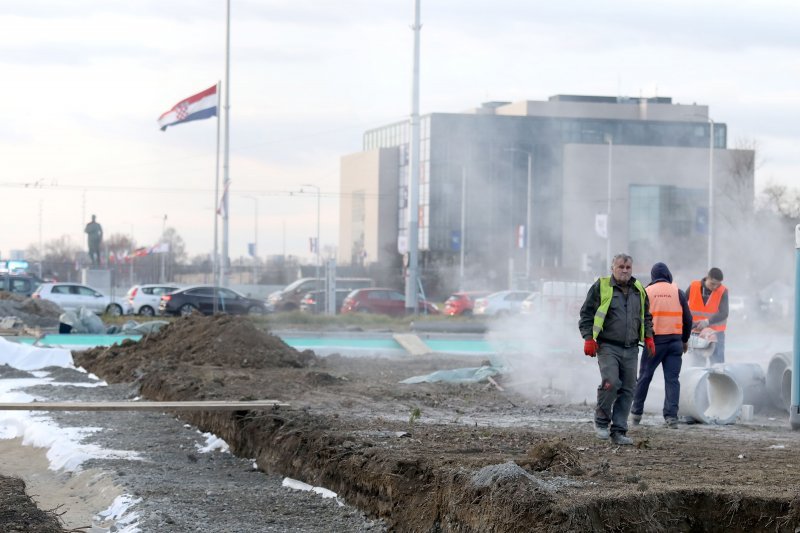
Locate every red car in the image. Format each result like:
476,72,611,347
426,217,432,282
341,288,439,316
443,291,492,316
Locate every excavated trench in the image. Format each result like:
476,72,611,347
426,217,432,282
75,315,800,532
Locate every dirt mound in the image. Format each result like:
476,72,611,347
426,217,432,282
520,439,583,476
0,474,63,532
74,314,319,383
0,293,61,328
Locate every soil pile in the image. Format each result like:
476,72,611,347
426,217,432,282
0,293,61,328
0,475,63,532
74,314,319,384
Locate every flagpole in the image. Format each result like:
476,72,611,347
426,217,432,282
213,81,221,313
221,0,231,288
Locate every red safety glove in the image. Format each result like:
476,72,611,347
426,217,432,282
645,337,656,356
583,339,598,357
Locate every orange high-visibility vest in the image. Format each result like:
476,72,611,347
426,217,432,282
646,282,683,335
688,280,727,332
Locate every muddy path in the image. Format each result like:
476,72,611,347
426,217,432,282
75,315,800,531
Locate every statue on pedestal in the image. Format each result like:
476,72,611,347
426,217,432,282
84,215,103,267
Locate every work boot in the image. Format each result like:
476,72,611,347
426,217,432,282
610,433,633,446
630,413,642,426
595,425,610,440
664,417,679,429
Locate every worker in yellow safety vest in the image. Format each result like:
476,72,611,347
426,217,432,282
579,253,654,446
686,267,728,364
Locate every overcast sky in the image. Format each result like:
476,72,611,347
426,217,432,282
1,0,798,262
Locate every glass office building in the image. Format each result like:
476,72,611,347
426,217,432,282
341,95,751,290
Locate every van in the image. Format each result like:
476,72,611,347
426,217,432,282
267,278,374,312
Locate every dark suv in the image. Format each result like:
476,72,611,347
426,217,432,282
0,274,43,297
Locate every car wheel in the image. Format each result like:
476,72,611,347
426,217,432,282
247,305,264,315
179,304,197,317
462,310,473,317
139,306,155,317
105,304,123,317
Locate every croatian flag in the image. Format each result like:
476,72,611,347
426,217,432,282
158,85,218,131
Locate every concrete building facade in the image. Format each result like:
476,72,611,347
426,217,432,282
339,95,754,293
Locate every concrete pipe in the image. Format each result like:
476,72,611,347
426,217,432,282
766,352,792,412
679,367,743,425
714,363,767,413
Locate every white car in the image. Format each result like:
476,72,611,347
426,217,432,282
125,284,180,316
32,282,127,316
473,290,533,316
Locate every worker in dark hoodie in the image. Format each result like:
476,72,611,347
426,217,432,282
630,262,692,428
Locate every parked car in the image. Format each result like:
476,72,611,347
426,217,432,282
125,283,181,316
299,289,352,314
0,273,43,297
267,277,374,312
340,288,439,316
159,285,267,316
31,282,126,316
443,291,492,317
472,290,533,316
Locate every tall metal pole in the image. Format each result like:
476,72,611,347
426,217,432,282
459,166,466,291
315,189,320,283
160,214,167,283
791,224,800,429
605,135,613,267
221,0,231,288
405,0,421,314
505,148,534,281
707,119,715,270
245,196,258,284
302,185,321,284
213,81,221,290
525,153,532,281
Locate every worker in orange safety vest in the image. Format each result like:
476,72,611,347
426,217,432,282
630,262,692,428
686,267,728,365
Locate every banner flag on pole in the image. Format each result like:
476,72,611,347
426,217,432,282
217,180,231,217
595,214,608,239
158,85,218,131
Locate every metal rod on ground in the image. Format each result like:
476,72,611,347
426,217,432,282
0,400,289,411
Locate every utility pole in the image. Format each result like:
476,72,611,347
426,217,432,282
405,0,421,314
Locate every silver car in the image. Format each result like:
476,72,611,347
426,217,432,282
32,282,127,316
125,284,180,316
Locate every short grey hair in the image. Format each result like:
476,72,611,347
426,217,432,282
611,253,632,265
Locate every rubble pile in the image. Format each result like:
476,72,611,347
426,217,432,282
0,293,61,329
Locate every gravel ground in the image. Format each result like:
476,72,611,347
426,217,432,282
21,367,386,532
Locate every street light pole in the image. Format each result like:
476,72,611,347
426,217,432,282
504,148,534,281
604,134,613,267
707,118,715,270
244,196,259,284
302,185,321,284
160,214,167,283
459,166,466,291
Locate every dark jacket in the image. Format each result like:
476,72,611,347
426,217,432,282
579,275,654,348
648,262,692,344
685,277,729,327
